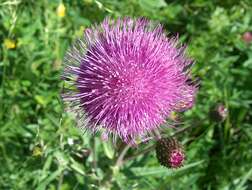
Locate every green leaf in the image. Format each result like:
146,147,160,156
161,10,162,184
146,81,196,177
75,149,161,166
69,158,85,176
36,168,64,190
139,0,167,11
102,140,114,159
131,160,204,176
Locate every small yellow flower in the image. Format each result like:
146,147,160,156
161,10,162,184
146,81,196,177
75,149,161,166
4,39,16,49
57,3,66,18
32,146,43,157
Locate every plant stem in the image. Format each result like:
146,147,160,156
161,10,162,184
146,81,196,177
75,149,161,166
91,138,97,170
123,144,155,163
57,171,64,190
115,144,131,167
101,124,197,188
101,143,130,187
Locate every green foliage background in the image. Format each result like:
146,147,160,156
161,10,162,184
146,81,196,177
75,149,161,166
1,0,252,189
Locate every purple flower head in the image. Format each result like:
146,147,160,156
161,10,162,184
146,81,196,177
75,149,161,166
62,17,197,143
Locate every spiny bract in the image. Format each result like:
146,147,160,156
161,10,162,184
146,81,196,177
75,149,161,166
62,17,197,143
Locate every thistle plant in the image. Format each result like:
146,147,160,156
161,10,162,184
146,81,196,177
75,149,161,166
62,17,197,145
2,1,252,189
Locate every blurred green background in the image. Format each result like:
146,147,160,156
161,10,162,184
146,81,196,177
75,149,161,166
1,0,252,189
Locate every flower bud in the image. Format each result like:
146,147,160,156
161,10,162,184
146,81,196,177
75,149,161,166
209,103,228,122
155,138,185,168
242,32,252,43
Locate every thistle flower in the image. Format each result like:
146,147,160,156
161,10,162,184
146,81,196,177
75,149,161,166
62,17,197,143
156,137,185,168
